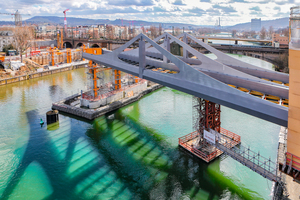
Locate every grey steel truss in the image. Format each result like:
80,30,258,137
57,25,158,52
83,33,288,127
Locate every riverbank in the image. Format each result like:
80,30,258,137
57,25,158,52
0,60,88,86
52,82,163,120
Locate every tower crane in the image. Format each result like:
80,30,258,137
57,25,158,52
63,9,69,36
0,10,30,26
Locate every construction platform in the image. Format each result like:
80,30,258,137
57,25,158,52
179,128,241,163
52,82,163,120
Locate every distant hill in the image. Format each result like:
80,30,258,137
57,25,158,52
229,17,289,30
0,21,14,26
0,16,289,31
25,16,110,26
24,16,201,29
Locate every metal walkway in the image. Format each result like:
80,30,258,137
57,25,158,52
213,130,279,182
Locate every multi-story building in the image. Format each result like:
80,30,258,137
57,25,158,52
251,18,261,32
0,31,14,52
272,33,289,46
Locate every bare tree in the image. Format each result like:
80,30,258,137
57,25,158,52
282,28,289,37
149,26,158,39
121,26,128,40
260,26,267,39
232,30,237,37
132,26,137,38
269,26,274,38
141,26,145,34
13,26,34,62
106,25,115,39
159,24,162,35
242,31,249,38
250,30,256,38
128,25,132,39
174,27,180,36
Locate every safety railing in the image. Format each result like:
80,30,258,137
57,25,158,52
220,127,241,142
286,152,300,171
178,129,236,162
216,137,279,181
82,79,147,101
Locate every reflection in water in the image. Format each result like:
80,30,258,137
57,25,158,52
0,108,260,200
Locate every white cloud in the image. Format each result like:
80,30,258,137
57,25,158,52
0,0,296,25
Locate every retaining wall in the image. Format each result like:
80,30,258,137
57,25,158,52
0,61,87,86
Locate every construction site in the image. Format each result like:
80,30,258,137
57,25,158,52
0,30,86,85
52,47,162,119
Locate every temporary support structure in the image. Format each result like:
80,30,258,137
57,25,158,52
57,31,60,49
60,29,64,49
89,60,99,98
67,49,72,63
193,98,221,145
84,47,103,98
51,48,55,66
114,70,121,90
179,97,238,163
204,100,221,133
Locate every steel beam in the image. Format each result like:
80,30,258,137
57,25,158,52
82,33,288,127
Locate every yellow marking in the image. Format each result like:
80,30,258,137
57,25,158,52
250,90,264,96
237,87,249,92
265,94,280,101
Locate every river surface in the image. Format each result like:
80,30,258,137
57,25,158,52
0,55,280,200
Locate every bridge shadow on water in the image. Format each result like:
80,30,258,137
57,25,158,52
0,110,132,200
86,111,233,199
0,109,257,200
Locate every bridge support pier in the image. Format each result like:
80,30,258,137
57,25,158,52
179,97,240,162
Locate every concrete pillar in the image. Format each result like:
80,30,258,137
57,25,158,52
287,6,300,170
235,40,238,45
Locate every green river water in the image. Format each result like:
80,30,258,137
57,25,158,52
0,54,280,200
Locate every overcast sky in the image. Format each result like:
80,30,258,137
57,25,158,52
0,0,299,26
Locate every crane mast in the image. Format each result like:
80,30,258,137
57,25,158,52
0,10,30,26
63,9,70,37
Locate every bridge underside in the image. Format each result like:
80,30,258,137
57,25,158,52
83,33,288,127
